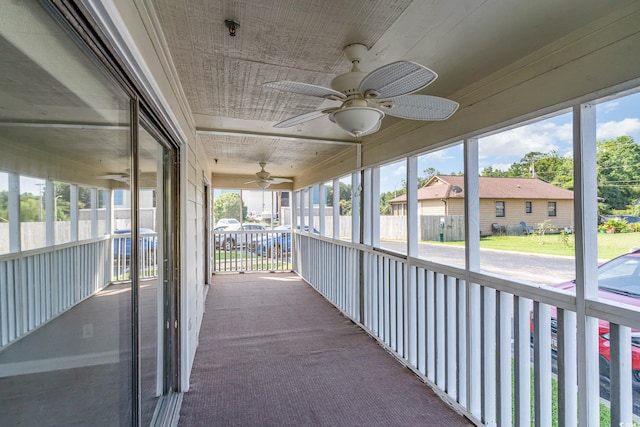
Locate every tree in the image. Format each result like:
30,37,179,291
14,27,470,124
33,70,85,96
214,192,246,222
325,182,352,209
379,191,398,215
418,167,440,187
481,150,573,189
597,136,640,210
0,191,8,222
19,194,41,222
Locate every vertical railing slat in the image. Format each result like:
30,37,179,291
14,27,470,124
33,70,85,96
446,276,457,400
389,260,397,351
417,268,426,375
0,261,8,346
435,273,446,388
457,279,467,408
467,282,481,419
408,265,418,367
426,270,435,382
533,301,552,427
482,287,497,426
609,322,632,427
514,296,531,427
496,291,513,427
557,309,577,427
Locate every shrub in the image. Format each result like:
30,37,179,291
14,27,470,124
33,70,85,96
599,218,629,233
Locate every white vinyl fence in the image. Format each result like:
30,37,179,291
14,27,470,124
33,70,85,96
314,215,465,241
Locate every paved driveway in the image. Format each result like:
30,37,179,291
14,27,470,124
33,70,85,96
380,241,576,285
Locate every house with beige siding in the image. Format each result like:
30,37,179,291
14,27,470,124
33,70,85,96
390,175,574,236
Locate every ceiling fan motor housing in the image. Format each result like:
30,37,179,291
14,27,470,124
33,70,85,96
330,43,369,96
331,71,367,96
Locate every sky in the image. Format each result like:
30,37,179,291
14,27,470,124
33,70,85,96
4,92,640,196
379,90,640,193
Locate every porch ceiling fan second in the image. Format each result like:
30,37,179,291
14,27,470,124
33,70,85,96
245,162,292,189
263,43,459,137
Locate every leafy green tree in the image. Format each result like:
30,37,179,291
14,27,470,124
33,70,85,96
214,192,246,222
19,194,41,222
325,182,352,208
418,167,440,187
596,136,640,210
481,166,509,177
379,191,400,215
0,191,8,222
481,150,573,189
339,199,352,215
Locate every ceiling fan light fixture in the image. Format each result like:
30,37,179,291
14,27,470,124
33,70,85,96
330,107,384,137
256,181,270,189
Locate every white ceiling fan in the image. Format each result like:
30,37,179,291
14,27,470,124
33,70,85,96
263,43,459,137
245,162,293,189
96,171,130,183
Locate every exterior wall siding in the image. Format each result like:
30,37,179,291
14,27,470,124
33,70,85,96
480,199,573,234
420,200,446,215
415,198,573,235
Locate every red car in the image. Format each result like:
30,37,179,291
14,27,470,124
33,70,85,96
551,249,640,383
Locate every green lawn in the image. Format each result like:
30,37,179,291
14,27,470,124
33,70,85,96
515,364,639,426
428,232,640,260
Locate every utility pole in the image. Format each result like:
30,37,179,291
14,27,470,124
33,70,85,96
36,182,45,221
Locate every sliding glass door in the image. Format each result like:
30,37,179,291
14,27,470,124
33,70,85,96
138,124,179,425
0,1,180,425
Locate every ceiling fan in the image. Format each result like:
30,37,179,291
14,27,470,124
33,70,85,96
263,43,459,137
245,162,293,189
96,171,130,183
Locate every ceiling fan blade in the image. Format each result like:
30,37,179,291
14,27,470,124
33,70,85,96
263,81,346,100
273,109,330,128
269,177,293,184
360,61,437,99
97,174,130,182
380,95,459,120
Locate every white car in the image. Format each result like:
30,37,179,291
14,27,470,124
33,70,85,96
215,223,267,250
216,218,240,227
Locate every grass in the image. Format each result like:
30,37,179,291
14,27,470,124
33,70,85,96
514,364,639,426
428,232,640,260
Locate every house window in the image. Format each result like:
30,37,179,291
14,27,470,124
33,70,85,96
548,201,557,217
496,201,505,217
525,201,532,214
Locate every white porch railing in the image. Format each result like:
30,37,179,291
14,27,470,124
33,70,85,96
0,232,159,350
213,230,292,273
0,237,111,349
112,231,158,281
295,233,640,426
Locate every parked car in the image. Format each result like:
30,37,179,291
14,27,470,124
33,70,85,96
253,225,319,256
214,223,267,250
546,249,640,383
602,214,640,224
216,218,240,227
113,228,157,258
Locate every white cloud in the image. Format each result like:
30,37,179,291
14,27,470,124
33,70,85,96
596,118,640,140
599,100,620,114
479,121,573,160
393,165,406,176
422,151,448,161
